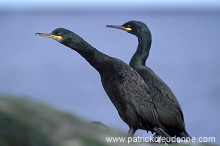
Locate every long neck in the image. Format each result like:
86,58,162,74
129,33,151,68
65,37,110,72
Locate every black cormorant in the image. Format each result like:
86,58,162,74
106,21,190,138
35,28,169,138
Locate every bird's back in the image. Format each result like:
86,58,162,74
133,65,189,137
99,58,159,132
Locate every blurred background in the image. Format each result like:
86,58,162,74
0,0,220,144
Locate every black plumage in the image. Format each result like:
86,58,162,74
35,28,168,137
107,21,190,138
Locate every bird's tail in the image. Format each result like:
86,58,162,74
184,131,191,138
180,130,191,140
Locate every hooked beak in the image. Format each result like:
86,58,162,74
35,33,62,40
106,24,132,32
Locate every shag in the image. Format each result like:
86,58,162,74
107,21,190,138
35,28,169,138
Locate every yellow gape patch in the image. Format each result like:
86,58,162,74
125,28,132,31
48,35,62,40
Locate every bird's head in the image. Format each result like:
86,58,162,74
35,28,83,49
106,20,151,37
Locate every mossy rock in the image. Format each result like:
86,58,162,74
0,96,138,146
0,96,217,146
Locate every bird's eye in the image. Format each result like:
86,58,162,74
127,24,131,28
